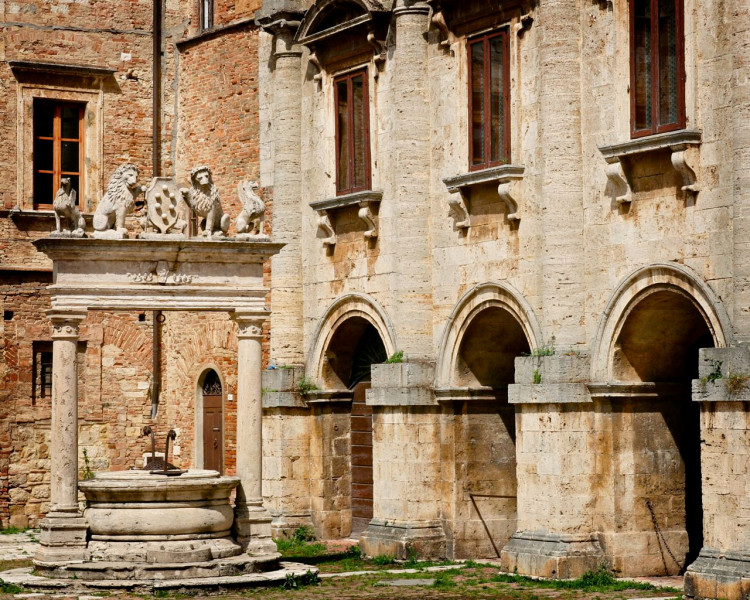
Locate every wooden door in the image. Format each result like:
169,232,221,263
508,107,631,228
351,381,373,535
202,371,223,473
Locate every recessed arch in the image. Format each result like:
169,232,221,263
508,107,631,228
435,282,543,388
296,0,386,42
194,365,226,472
591,263,730,381
307,293,397,389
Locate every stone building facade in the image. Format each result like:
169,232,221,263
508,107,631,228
2,0,750,598
255,0,750,598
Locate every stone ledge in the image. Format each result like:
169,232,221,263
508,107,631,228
515,355,591,385
366,387,436,406
500,531,605,579
360,519,446,561
442,164,525,228
684,549,750,600
598,129,702,205
508,383,590,404
310,190,383,245
434,386,509,403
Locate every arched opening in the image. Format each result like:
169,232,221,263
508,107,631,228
200,369,224,474
325,317,386,535
454,306,531,387
451,306,530,558
613,289,713,570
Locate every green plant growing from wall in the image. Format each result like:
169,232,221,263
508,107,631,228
297,377,319,399
82,448,94,480
726,373,750,396
700,360,723,387
384,350,404,364
527,335,556,357
532,369,542,384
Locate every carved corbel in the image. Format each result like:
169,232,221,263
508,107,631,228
308,51,323,85
497,178,522,221
367,30,387,70
670,144,700,199
513,12,534,37
358,200,378,239
448,191,470,229
317,210,336,246
430,9,454,51
604,160,632,206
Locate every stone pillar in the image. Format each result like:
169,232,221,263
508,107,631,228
685,347,750,600
360,362,446,559
233,310,277,555
35,311,88,563
501,356,605,578
390,0,433,358
263,20,304,365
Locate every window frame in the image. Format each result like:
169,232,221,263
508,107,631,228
467,28,511,172
200,0,214,32
334,68,372,196
32,99,85,211
32,341,53,404
629,0,686,139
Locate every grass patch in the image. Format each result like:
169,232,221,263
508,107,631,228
0,578,24,594
372,554,397,566
0,527,27,535
491,567,676,593
0,559,33,572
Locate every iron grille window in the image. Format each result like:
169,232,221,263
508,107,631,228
200,0,213,31
468,29,510,170
334,69,371,195
33,99,84,210
33,342,53,403
630,0,685,138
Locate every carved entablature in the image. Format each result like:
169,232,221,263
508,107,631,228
310,190,382,246
598,129,702,207
442,165,525,231
295,0,390,76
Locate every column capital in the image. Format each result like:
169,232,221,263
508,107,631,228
47,310,87,339
393,0,430,16
233,309,269,339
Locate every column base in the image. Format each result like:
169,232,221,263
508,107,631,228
35,514,88,563
270,510,313,539
234,504,278,556
360,519,446,560
500,531,605,579
684,549,750,600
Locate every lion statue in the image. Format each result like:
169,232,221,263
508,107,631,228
53,177,85,236
93,164,145,236
236,180,265,236
180,166,229,238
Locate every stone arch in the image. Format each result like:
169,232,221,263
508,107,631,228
194,365,227,472
591,263,730,381
307,293,397,389
296,0,387,42
435,282,543,388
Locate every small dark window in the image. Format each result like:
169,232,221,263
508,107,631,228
630,0,685,138
3,311,13,321
334,69,371,195
468,29,510,171
33,342,53,403
200,0,213,31
33,99,85,210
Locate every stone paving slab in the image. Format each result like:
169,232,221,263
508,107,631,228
0,562,317,594
375,578,436,586
0,532,40,561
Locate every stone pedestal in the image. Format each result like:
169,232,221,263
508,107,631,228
502,355,605,578
35,311,88,563
233,311,276,555
261,366,314,538
359,362,446,559
684,347,750,599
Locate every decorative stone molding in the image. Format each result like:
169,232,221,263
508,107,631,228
140,177,188,237
442,165,525,229
126,261,193,285
310,190,382,245
513,12,534,37
48,311,87,339
598,129,702,205
233,311,269,339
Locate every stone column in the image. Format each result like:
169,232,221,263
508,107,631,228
233,310,277,555
263,20,304,365
35,311,88,563
390,0,433,358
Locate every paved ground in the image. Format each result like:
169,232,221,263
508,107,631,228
0,533,38,561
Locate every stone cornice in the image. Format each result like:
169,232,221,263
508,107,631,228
310,190,383,245
8,60,116,79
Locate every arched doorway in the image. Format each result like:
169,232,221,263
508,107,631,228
451,305,531,557
612,288,714,571
201,369,224,474
324,317,387,535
